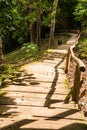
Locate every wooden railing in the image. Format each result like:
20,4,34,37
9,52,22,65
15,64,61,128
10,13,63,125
65,35,86,104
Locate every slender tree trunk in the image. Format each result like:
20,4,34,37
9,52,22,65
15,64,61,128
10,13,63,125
30,22,36,43
0,36,4,64
36,2,41,47
36,17,41,46
29,7,36,43
49,0,58,46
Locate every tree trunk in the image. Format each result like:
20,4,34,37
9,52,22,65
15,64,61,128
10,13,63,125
49,0,58,46
36,2,41,47
29,7,36,43
30,22,36,43
0,36,4,64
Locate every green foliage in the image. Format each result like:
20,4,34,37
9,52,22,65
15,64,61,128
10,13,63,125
42,15,51,27
0,0,13,36
78,37,87,59
21,42,39,57
11,1,29,44
0,0,54,52
5,42,39,64
0,64,15,86
73,0,87,27
41,0,53,27
0,0,82,53
0,42,39,86
0,64,14,75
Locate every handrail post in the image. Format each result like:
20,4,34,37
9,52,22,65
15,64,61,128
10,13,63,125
72,65,82,103
65,48,71,73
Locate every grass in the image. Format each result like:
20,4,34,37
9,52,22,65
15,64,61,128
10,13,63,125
5,43,39,65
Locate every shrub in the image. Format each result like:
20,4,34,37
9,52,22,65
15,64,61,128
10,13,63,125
0,64,13,74
21,42,38,57
0,64,15,86
78,38,87,59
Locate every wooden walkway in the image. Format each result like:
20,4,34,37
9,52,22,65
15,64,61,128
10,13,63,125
0,34,87,130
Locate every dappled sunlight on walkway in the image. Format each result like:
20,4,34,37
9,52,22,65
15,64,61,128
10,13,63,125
0,34,86,130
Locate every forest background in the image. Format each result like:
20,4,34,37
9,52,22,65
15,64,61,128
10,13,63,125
0,0,87,52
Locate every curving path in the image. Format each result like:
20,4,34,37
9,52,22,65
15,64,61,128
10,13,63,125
0,34,87,130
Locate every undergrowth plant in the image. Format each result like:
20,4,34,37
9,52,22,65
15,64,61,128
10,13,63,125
0,64,15,86
21,42,38,58
78,38,87,59
5,42,39,64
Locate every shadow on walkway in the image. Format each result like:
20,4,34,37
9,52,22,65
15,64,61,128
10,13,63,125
44,54,66,107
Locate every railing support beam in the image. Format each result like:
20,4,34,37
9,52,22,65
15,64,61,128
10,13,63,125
72,65,82,103
65,49,71,73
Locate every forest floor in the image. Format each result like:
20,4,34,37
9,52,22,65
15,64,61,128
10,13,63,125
0,33,87,130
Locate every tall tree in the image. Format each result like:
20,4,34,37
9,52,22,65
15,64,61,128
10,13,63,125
25,1,36,43
49,0,58,46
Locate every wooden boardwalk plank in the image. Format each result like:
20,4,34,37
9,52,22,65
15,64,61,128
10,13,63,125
0,34,86,130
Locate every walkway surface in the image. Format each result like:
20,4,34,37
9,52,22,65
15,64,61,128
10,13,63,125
0,34,87,130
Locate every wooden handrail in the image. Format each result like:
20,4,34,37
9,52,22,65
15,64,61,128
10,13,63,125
70,44,86,72
65,35,86,104
65,42,86,73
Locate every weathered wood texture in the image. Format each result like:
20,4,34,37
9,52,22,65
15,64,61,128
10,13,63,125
65,35,86,104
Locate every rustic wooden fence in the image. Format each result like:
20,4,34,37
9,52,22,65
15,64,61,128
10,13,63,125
65,35,86,104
